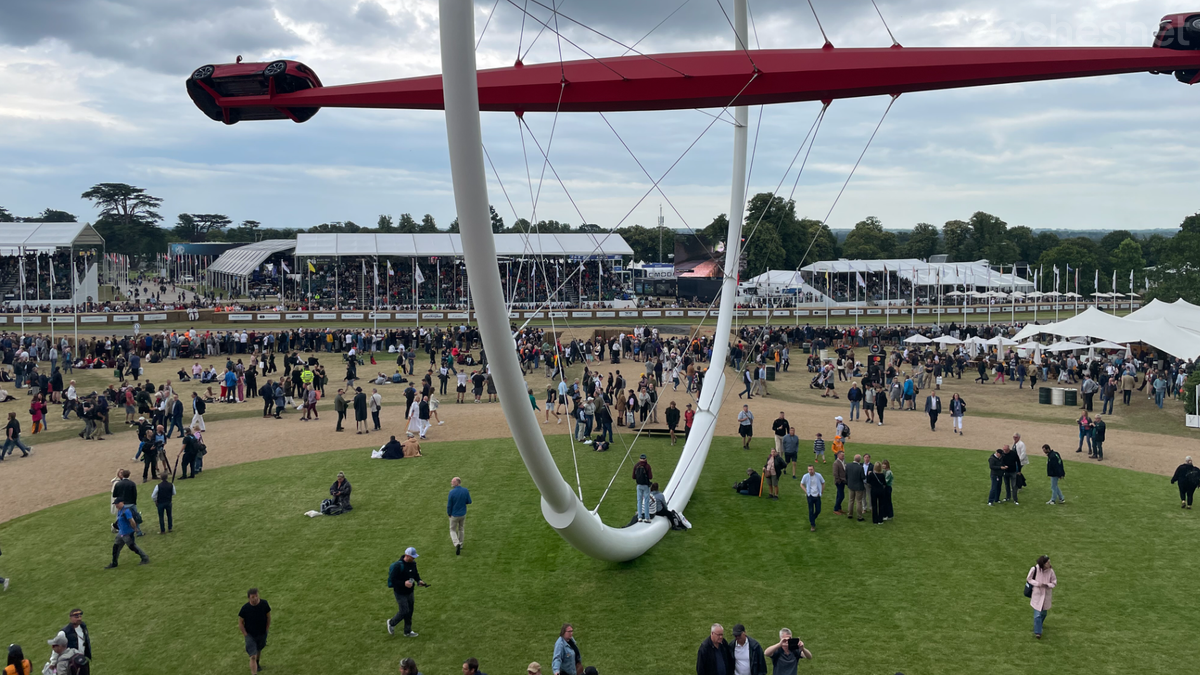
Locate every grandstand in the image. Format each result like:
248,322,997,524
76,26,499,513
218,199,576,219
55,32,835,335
0,223,106,309
203,232,634,309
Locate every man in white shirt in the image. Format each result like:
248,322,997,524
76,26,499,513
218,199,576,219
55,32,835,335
800,465,826,531
729,624,765,675
1013,432,1029,495
370,388,383,431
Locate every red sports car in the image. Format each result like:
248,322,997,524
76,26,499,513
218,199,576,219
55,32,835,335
187,59,323,125
1153,12,1200,82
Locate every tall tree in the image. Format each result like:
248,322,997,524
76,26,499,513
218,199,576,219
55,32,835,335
81,182,166,256
308,221,361,233
903,222,940,259
1109,238,1145,290
841,216,895,260
173,213,231,242
942,220,974,261
968,211,1008,252
1037,241,1100,295
224,220,263,242
1148,232,1200,302
419,214,439,233
1179,212,1200,235
26,208,77,222
0,206,13,222
489,205,505,234
377,214,395,232
1099,229,1135,253
397,213,418,233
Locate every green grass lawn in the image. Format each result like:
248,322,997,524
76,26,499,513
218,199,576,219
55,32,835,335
0,436,1195,674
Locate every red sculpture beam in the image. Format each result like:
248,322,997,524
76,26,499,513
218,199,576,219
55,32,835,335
187,14,1200,123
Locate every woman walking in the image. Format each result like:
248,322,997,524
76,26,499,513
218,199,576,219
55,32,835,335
1170,456,1199,509
867,464,888,524
1026,555,1057,639
949,393,966,435
1076,411,1093,454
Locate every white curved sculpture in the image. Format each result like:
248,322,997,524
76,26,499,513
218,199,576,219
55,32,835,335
440,0,748,561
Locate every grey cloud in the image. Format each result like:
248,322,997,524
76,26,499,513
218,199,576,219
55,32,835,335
0,0,306,75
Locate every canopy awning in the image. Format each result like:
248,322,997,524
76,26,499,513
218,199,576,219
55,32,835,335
1013,307,1200,359
799,258,1032,289
0,222,105,249
207,239,297,278
293,233,633,258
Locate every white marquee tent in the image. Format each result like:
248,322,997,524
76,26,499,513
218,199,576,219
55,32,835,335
292,233,633,258
1013,307,1200,359
1126,298,1200,335
800,258,1033,289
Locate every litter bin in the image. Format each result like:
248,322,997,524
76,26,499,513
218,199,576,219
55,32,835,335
1038,387,1051,405
1063,389,1078,407
1051,388,1066,406
766,366,776,381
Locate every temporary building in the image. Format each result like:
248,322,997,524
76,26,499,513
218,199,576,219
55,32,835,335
1014,307,1200,359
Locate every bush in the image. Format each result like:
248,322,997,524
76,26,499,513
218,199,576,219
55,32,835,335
1184,370,1200,414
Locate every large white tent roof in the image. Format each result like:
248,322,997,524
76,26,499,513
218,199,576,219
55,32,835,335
1013,307,1200,359
293,233,633,258
207,239,298,278
800,258,1032,288
1126,298,1200,334
0,222,105,249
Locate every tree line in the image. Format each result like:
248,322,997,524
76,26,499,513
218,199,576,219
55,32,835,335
4,183,1199,304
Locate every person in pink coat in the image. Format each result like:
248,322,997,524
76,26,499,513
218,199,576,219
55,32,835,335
1027,555,1057,639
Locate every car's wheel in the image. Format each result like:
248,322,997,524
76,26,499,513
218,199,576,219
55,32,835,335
263,61,288,78
1189,16,1200,32
192,65,215,80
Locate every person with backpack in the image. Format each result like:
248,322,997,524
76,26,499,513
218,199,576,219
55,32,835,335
106,498,149,568
1026,555,1057,639
1043,444,1065,505
44,633,84,675
386,547,428,637
633,454,653,522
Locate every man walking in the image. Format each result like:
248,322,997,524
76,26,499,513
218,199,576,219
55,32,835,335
386,547,428,638
846,454,866,521
238,588,271,674
179,428,201,480
370,388,383,431
696,623,733,675
62,608,92,660
1092,415,1106,461
771,412,789,453
924,391,942,431
728,624,767,675
988,448,1008,506
1080,374,1098,412
801,465,825,531
447,476,472,556
782,427,801,477
152,473,175,534
190,392,206,432
633,454,653,523
1044,444,1066,504
737,405,754,449
2,411,32,459
333,389,348,432
106,499,149,568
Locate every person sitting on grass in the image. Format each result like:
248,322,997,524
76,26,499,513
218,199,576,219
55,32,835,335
735,468,762,496
329,472,352,512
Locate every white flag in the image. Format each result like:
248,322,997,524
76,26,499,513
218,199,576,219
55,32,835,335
281,261,290,274
598,260,603,277
1094,269,1098,292
855,272,866,288
387,260,394,277
414,267,425,284
373,262,380,286
49,258,55,286
18,256,25,289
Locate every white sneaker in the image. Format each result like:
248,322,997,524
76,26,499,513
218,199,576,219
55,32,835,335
386,619,394,635
1046,500,1055,505
438,421,445,425
404,631,418,638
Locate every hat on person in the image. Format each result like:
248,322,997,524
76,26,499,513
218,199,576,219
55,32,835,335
404,546,419,558
732,624,746,637
527,663,542,674
835,415,843,421
406,431,415,438
640,454,647,459
47,632,68,647
138,416,146,421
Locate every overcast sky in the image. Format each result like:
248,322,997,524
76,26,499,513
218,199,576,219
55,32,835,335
1,0,1197,235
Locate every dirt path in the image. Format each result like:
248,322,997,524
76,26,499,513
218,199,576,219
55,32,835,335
2,378,1194,524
